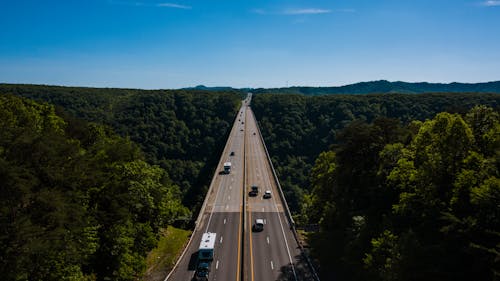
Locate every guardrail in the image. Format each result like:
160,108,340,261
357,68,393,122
251,108,321,281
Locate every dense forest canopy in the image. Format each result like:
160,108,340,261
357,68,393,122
308,107,499,281
252,93,499,280
2,83,499,280
253,80,500,95
0,94,188,280
0,84,243,210
252,93,499,213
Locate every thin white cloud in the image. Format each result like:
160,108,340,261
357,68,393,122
252,9,267,15
156,3,191,9
252,8,354,16
283,8,331,15
108,1,191,9
482,0,500,6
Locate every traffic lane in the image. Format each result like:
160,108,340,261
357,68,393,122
245,150,281,213
212,170,242,212
249,211,297,281
213,132,244,210
204,168,231,214
272,224,315,281
205,127,245,213
168,104,245,281
245,131,272,206
249,212,276,281
207,212,241,281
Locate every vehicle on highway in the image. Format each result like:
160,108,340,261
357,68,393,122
253,219,264,232
194,263,209,281
223,162,231,174
242,121,244,124
230,151,235,156
240,129,244,131
249,185,259,196
253,132,256,135
263,190,272,199
198,232,216,260
195,232,216,280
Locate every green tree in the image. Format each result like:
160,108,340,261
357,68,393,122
0,94,189,280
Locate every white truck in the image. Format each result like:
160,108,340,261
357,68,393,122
195,232,216,281
223,162,231,174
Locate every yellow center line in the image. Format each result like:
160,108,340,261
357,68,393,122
246,107,255,281
236,104,246,281
237,103,247,281
236,202,242,281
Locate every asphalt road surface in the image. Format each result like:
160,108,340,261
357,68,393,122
244,107,313,281
167,97,248,281
167,95,313,281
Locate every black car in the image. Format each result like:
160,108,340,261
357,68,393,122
248,185,259,196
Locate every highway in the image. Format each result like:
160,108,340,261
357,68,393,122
167,94,314,281
166,97,248,281
244,106,313,281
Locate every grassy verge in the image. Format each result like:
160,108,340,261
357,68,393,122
140,226,192,281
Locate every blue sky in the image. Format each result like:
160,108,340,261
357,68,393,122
1,0,499,89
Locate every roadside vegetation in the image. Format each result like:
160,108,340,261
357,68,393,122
141,226,192,281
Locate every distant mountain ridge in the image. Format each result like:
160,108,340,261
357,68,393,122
186,85,235,91
253,80,500,95
2,80,499,94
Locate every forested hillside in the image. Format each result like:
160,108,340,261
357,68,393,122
0,84,243,209
0,94,188,280
252,93,499,213
308,107,499,281
252,93,499,280
254,80,500,95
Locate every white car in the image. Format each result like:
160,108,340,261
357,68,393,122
263,190,272,199
253,219,264,232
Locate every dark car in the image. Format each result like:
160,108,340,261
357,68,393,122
195,262,210,281
230,151,235,156
249,185,259,196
